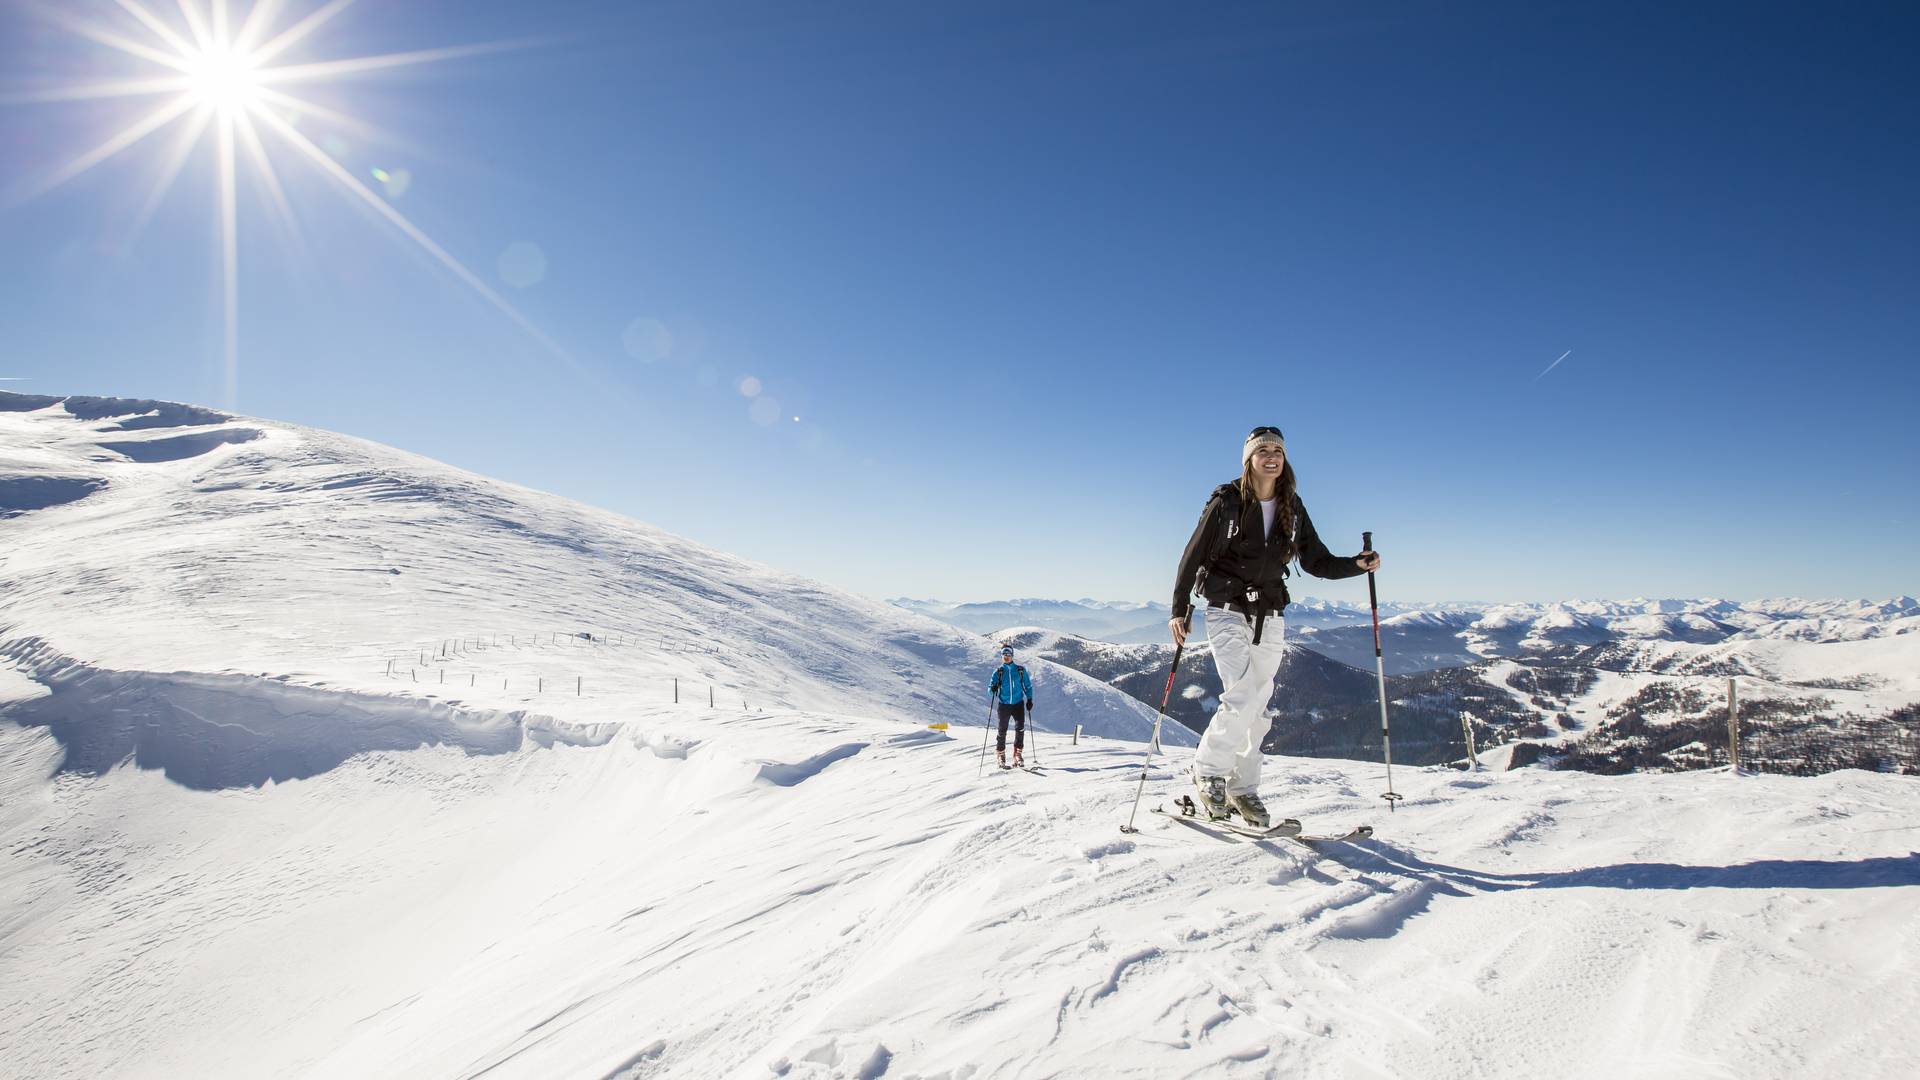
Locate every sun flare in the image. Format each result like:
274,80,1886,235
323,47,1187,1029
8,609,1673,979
5,1,561,406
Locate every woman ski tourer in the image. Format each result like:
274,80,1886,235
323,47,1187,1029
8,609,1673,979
1168,426,1381,827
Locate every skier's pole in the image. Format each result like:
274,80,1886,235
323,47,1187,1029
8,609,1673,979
1364,531,1404,812
1028,704,1040,767
977,701,994,778
1120,642,1184,834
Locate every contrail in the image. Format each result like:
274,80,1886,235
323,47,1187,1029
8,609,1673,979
1535,349,1572,380
0,377,31,382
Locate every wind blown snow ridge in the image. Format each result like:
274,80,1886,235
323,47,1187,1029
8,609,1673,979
0,390,1176,749
1,638,543,789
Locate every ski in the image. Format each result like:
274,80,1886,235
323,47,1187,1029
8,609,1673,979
1150,799,1372,845
1292,825,1374,844
1151,802,1301,842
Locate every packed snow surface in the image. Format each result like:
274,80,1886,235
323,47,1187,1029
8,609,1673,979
4,711,1917,1079
3,395,1918,1078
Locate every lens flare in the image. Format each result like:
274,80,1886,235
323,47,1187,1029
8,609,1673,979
5,1,559,406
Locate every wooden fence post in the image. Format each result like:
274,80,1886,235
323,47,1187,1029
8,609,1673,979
1728,678,1741,773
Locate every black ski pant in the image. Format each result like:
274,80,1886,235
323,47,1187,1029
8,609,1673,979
996,702,1026,752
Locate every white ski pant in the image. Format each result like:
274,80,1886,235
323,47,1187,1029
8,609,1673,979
1193,607,1285,795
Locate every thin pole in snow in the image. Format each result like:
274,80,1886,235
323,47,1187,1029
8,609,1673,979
1120,643,1183,833
978,700,995,778
1728,677,1741,773
1364,530,1403,812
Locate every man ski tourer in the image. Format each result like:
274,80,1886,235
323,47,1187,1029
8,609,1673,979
989,645,1033,768
1168,426,1381,828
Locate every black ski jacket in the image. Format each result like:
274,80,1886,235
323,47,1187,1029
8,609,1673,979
1170,482,1364,622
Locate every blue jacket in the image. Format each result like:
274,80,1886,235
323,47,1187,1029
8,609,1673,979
990,662,1033,706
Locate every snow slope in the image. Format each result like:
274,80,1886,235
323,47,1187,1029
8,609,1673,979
4,394,1918,1078
0,393,1175,749
4,705,1917,1078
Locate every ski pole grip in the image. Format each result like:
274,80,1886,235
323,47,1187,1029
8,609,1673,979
1362,530,1380,609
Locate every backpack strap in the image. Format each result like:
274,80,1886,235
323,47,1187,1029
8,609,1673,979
1205,483,1241,565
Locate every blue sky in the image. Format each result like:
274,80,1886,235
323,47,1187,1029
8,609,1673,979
4,0,1915,605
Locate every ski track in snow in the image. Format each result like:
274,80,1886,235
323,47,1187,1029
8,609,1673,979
3,707,1916,1079
2,396,1918,1078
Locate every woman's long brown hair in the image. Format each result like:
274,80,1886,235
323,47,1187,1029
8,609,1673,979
1236,456,1297,559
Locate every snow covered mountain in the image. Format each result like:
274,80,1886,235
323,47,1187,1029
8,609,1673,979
1007,623,1920,777
911,593,1917,771
5,392,1919,1078
889,598,1180,643
894,596,1428,643
0,391,1177,764
905,594,1919,675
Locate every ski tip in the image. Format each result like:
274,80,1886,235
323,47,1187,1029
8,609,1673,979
1293,825,1374,844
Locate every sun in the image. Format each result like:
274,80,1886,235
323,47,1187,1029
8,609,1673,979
4,1,565,407
184,45,264,112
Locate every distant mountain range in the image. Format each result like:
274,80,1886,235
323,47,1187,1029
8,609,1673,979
895,596,1920,672
888,596,1448,645
908,597,1920,776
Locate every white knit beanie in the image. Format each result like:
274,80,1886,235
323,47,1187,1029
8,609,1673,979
1242,427,1286,466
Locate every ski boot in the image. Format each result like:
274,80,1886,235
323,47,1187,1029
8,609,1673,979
1228,791,1271,830
1012,747,1025,768
996,749,1007,769
1192,772,1232,821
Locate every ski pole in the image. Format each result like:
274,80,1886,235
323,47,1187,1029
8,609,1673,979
1028,704,1040,767
1364,530,1404,812
978,700,995,778
1120,642,1184,834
